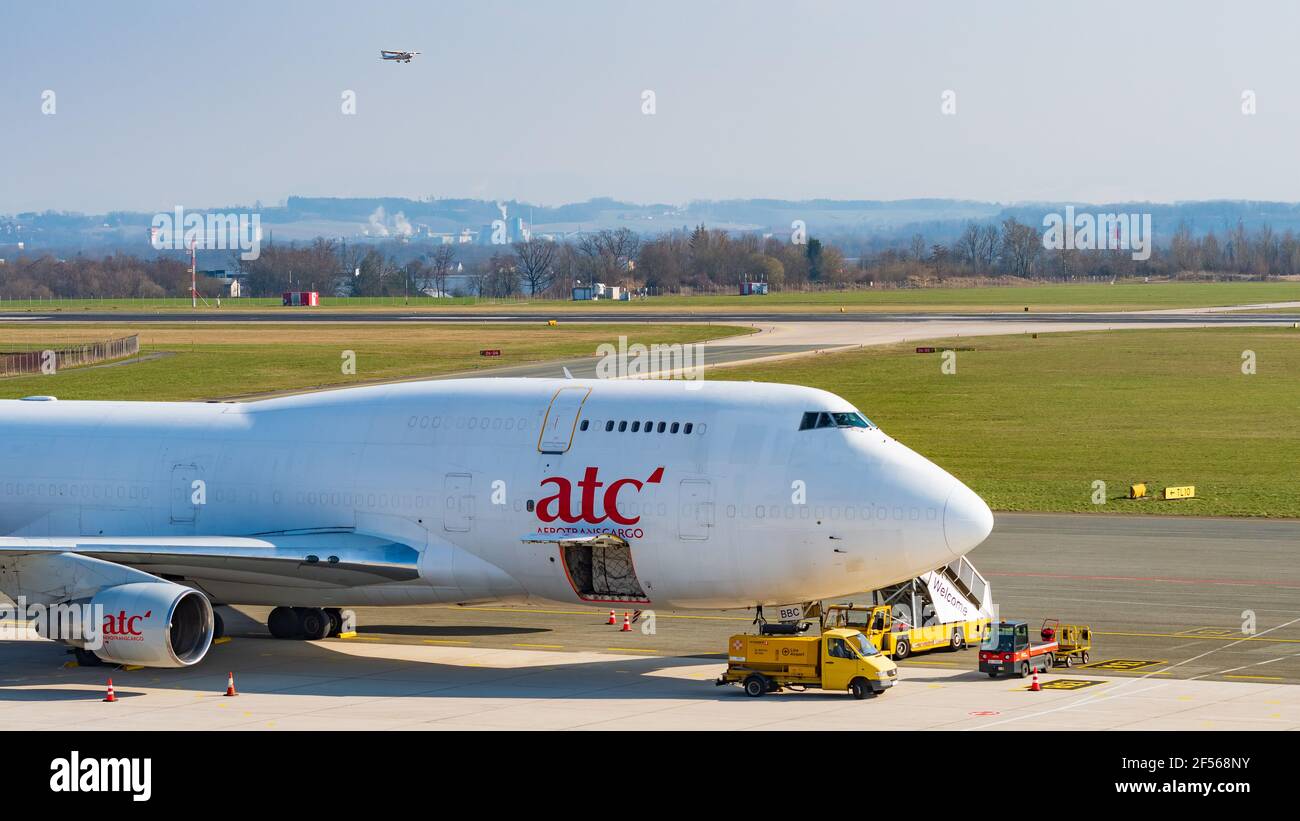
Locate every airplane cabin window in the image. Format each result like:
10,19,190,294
618,421,628,432
580,419,590,431
684,423,693,434
644,420,653,433
670,422,680,434
657,422,666,433
631,421,640,432
605,421,614,432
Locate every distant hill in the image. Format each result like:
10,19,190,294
9,197,1300,254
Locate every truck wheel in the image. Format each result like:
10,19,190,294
1018,662,1031,678
1082,652,1090,664
893,638,911,660
849,678,870,699
743,674,767,698
1063,655,1073,668
987,671,998,678
948,629,965,651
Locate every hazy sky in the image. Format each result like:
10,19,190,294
3,0,1299,213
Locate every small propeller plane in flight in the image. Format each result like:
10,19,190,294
380,49,420,63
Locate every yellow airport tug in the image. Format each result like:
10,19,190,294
716,627,899,699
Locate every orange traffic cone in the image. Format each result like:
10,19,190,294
1030,670,1041,692
606,609,616,625
224,672,238,697
620,612,632,632
103,678,117,703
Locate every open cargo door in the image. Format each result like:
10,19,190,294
521,532,650,604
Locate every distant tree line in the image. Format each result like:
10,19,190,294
0,253,209,299
3,218,1297,300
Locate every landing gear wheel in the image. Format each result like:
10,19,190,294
949,629,965,651
325,608,343,638
1018,662,1031,679
893,638,911,660
212,610,225,641
73,648,105,667
850,678,870,700
296,607,331,641
267,606,299,639
743,674,767,698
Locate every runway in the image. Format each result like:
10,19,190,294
2,512,1295,730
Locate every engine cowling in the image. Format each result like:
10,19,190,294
88,582,214,667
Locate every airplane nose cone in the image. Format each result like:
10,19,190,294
943,483,994,556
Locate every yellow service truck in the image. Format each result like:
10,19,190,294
716,628,898,699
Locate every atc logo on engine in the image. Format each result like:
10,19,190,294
536,466,664,526
103,610,151,642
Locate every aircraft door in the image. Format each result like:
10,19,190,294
678,479,713,540
538,387,591,454
170,463,202,524
443,473,474,532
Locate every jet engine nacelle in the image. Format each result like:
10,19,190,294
88,582,214,668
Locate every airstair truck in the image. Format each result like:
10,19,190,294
823,555,994,659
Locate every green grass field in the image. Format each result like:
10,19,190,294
717,327,1300,517
0,323,750,401
3,280,1299,314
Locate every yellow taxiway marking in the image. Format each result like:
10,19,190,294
421,639,471,646
212,637,232,645
1097,630,1300,645
606,647,658,654
1224,674,1285,681
902,660,959,667
513,643,564,649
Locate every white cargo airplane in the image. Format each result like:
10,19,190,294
0,378,992,669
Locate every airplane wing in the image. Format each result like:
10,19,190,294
0,532,420,587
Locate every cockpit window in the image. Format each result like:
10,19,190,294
832,412,872,428
799,411,876,430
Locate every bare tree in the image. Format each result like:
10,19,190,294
956,223,980,266
999,218,1041,278
513,237,558,295
425,244,456,296
909,233,926,261
976,224,1000,269
577,227,641,280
